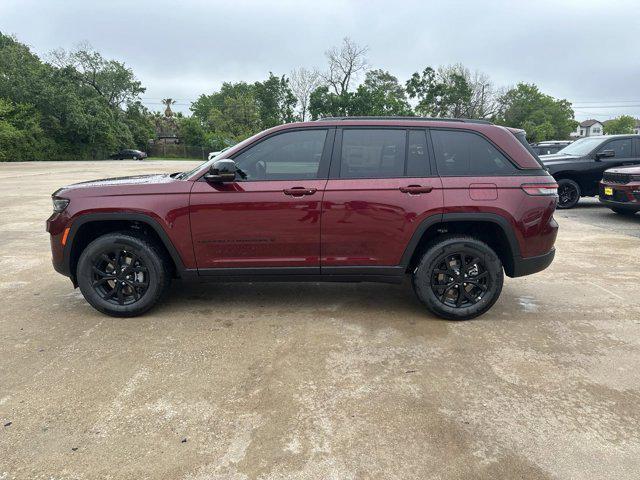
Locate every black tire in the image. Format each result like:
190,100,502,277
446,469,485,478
77,232,171,317
412,235,504,320
557,179,581,209
611,207,637,216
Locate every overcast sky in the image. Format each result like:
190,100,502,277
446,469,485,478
2,0,639,121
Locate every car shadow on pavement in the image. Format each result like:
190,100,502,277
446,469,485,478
158,278,448,323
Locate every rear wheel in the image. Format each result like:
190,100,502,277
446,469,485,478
77,233,170,317
557,179,581,209
412,236,504,320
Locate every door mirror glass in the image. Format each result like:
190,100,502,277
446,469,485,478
596,149,615,160
204,159,237,183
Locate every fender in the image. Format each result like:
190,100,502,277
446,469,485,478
399,212,521,268
63,212,187,279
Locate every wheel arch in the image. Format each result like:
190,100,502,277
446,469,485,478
65,213,186,285
401,213,520,277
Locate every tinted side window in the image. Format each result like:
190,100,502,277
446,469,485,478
234,129,327,180
599,139,632,158
340,129,406,178
431,130,516,176
407,130,430,177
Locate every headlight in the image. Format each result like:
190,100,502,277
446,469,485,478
52,197,70,213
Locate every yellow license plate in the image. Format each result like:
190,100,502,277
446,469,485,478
604,187,613,196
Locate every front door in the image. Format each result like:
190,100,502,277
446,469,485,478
321,128,444,270
190,128,333,272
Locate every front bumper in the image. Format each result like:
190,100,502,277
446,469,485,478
599,182,640,211
511,248,555,277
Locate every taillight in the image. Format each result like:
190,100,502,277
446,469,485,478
521,183,558,196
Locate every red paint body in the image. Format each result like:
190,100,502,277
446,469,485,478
47,119,559,281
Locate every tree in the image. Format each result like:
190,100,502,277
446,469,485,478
604,115,636,135
177,115,207,146
437,64,499,119
494,83,577,142
0,98,51,161
49,42,145,108
254,73,296,128
406,66,472,118
322,37,368,96
309,86,352,119
351,70,412,116
290,67,322,121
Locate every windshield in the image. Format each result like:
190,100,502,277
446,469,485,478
556,137,603,156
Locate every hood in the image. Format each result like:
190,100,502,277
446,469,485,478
539,153,581,165
53,173,181,197
604,165,640,175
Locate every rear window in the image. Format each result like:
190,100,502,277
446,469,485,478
432,130,517,176
514,131,545,169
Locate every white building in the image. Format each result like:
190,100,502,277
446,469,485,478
571,119,604,138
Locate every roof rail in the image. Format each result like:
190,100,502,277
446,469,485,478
315,116,492,125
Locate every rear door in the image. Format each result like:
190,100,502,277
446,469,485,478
321,127,443,271
190,128,333,272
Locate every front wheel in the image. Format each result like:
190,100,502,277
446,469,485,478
557,179,581,209
77,233,171,317
412,236,504,320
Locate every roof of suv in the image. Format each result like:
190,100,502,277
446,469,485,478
316,116,492,125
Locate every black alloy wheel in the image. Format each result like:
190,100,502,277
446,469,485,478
91,249,149,305
557,179,580,209
412,236,504,320
77,233,170,317
430,252,489,308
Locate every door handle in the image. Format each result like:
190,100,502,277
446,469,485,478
283,187,317,196
399,185,433,194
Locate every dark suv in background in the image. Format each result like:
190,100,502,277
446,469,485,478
530,140,572,156
47,117,558,320
540,135,640,208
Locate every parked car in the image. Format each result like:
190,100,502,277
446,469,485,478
208,146,231,161
46,117,559,320
540,134,640,209
530,141,572,156
599,166,640,215
109,149,147,160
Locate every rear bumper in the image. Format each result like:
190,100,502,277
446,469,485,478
511,248,555,277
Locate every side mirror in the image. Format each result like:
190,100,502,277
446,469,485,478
596,150,615,160
204,159,237,183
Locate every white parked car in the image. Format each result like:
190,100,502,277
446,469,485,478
207,146,231,161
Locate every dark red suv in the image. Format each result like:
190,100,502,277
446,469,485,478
47,117,559,320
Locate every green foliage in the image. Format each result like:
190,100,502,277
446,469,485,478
604,115,636,135
0,32,152,160
310,70,412,119
309,86,352,118
494,83,577,142
351,70,412,116
0,98,52,161
254,73,297,127
406,66,472,117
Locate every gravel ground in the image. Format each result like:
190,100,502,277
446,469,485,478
1,161,639,480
